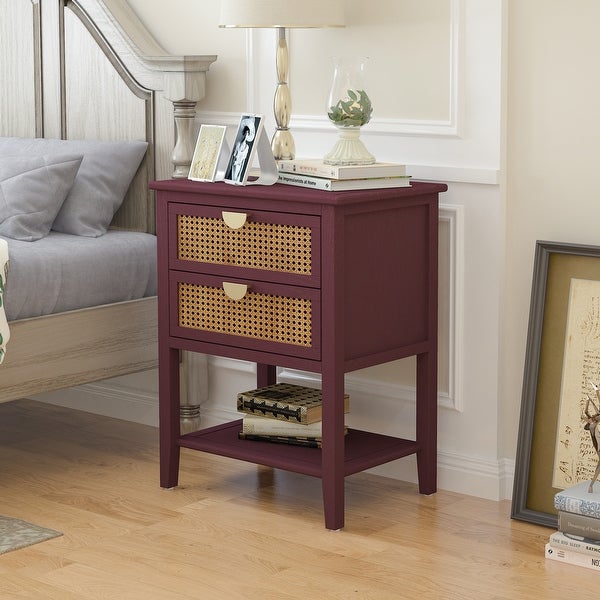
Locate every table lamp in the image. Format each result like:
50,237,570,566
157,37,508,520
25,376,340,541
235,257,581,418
219,0,345,160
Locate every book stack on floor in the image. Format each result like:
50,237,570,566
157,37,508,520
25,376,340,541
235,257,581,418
236,382,349,448
545,481,600,571
276,158,411,192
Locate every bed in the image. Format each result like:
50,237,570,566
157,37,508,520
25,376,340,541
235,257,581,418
0,0,216,403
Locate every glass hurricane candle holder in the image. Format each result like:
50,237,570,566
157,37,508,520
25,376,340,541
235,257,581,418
323,56,375,166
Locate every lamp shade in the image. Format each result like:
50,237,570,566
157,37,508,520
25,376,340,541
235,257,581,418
218,0,345,28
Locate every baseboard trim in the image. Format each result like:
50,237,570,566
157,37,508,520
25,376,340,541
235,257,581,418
32,382,159,427
202,357,514,500
32,357,515,501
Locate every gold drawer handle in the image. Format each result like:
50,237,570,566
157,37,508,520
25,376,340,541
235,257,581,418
222,211,247,229
223,282,248,300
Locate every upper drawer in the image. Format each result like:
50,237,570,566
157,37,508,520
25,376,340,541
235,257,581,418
168,203,320,286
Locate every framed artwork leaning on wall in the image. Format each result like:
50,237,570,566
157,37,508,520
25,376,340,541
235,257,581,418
512,240,600,528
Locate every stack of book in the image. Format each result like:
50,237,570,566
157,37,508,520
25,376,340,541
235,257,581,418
276,158,411,192
236,382,349,448
545,481,600,570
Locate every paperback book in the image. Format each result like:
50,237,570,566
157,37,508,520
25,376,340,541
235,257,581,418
554,481,600,518
277,158,407,180
548,530,600,558
237,383,349,425
545,542,600,571
277,172,411,192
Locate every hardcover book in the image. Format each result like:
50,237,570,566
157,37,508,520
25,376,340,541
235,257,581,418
238,432,322,448
277,172,411,192
237,383,349,425
241,414,348,438
277,158,407,180
558,510,600,541
554,481,600,518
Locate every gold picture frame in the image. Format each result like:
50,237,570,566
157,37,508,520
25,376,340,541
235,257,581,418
512,240,600,527
188,124,227,182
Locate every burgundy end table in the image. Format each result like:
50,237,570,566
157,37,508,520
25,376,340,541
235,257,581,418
151,178,446,530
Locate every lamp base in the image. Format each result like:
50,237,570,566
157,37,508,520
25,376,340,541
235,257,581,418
323,126,375,166
272,128,295,161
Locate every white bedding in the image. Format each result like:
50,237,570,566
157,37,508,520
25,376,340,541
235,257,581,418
2,231,157,321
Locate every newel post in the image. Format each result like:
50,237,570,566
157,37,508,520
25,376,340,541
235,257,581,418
169,99,200,178
163,61,215,178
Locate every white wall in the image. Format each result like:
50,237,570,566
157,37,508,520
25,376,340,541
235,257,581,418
41,0,512,500
503,2,600,458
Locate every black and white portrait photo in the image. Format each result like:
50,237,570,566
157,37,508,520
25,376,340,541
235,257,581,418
224,114,262,184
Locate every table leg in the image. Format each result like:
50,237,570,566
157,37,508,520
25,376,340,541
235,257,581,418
320,371,346,530
257,363,277,387
159,346,181,488
416,350,437,494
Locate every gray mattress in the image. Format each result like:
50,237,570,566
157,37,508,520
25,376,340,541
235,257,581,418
2,231,157,321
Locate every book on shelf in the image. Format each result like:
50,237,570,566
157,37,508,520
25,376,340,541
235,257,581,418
241,413,348,438
558,510,600,541
277,172,412,192
277,158,407,180
238,432,322,448
237,383,349,425
554,481,600,517
545,542,600,571
548,530,600,558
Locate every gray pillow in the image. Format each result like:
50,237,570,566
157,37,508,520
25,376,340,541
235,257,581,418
0,153,83,241
0,137,148,237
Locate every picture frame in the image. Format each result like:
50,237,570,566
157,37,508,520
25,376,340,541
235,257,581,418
512,240,600,527
188,124,227,182
224,114,263,185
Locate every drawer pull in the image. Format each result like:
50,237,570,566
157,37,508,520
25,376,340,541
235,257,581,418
222,211,247,229
223,282,248,300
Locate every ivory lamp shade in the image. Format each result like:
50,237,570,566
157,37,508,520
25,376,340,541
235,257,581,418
218,0,346,29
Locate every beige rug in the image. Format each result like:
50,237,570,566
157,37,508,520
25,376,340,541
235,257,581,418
0,516,62,555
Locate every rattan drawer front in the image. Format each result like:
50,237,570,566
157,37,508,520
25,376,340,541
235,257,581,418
171,273,320,359
170,204,320,283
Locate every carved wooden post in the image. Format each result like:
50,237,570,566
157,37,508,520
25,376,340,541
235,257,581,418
162,60,215,178
65,0,216,179
170,99,199,178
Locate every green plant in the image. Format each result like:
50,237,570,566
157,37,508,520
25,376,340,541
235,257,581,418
328,89,373,126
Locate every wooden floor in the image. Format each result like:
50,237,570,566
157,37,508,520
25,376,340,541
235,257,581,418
0,399,591,599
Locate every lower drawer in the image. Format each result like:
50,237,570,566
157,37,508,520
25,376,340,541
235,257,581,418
170,272,321,359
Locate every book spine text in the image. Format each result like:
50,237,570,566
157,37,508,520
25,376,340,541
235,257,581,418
558,510,600,541
277,173,332,191
545,542,600,571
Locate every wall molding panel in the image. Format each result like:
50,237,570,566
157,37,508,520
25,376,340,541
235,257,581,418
32,0,508,502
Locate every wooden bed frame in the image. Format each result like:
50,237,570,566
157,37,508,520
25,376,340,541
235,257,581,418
0,0,216,402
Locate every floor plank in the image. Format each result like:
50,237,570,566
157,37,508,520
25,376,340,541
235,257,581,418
0,399,591,599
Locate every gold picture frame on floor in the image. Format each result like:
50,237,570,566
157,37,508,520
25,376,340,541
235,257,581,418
512,240,600,527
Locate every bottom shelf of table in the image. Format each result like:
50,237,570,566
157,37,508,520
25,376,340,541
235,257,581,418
178,419,419,478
